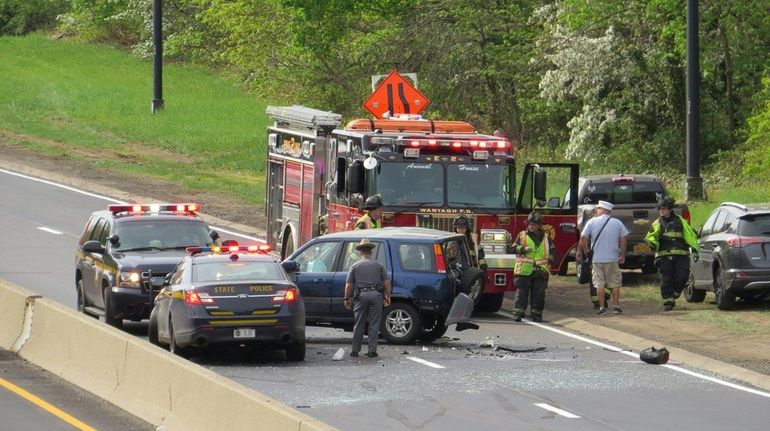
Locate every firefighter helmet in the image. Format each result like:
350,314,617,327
525,212,543,225
453,214,470,228
657,196,675,210
363,195,383,210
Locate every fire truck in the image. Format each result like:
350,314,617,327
265,105,579,312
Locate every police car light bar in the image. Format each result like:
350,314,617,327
108,203,200,214
186,244,272,255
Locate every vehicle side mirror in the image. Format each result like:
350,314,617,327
108,235,120,245
347,160,364,194
209,230,220,243
281,260,298,273
534,170,547,202
164,273,173,286
82,240,104,254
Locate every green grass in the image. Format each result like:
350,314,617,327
0,33,273,204
686,183,770,228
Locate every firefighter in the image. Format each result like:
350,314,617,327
453,215,487,270
645,196,699,311
511,212,555,322
355,196,383,230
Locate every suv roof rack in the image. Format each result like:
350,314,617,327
721,202,748,211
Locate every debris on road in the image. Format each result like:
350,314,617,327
332,348,346,361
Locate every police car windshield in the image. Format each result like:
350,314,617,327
193,261,285,282
113,220,211,252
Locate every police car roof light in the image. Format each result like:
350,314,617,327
108,203,201,215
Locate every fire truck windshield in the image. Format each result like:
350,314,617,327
371,162,512,209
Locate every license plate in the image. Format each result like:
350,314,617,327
634,243,652,253
233,328,256,339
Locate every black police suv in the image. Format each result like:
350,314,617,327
148,245,305,360
75,204,214,328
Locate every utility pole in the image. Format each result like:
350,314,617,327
685,0,704,200
151,0,164,113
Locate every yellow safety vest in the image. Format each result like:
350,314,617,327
354,213,380,230
513,232,550,276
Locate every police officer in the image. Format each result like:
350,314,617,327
645,196,699,311
511,212,555,322
343,238,392,358
453,215,487,270
355,196,383,230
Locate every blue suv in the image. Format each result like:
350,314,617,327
284,227,484,344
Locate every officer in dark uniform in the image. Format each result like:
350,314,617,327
343,238,392,358
645,196,699,311
453,215,487,270
355,196,383,230
511,212,555,322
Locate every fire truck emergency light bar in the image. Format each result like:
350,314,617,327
266,105,343,129
186,245,272,255
108,203,200,214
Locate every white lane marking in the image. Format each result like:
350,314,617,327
2,168,265,242
407,356,445,369
0,168,123,203
37,227,62,235
534,403,581,419
517,316,770,399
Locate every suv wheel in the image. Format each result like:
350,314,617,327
103,288,122,329
460,267,485,306
76,279,92,316
419,317,448,342
683,270,706,303
714,266,736,310
382,303,422,344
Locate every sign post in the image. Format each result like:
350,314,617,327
363,70,430,119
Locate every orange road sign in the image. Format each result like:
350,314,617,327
363,70,430,119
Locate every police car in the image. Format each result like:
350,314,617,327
148,244,305,360
75,203,215,328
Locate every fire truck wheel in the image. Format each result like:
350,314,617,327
475,293,504,313
282,233,295,260
381,302,422,344
460,268,485,306
419,317,448,342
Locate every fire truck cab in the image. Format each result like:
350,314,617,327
266,105,579,312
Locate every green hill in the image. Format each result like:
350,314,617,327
0,33,271,204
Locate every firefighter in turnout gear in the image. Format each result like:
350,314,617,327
511,212,555,322
645,196,699,311
355,196,383,230
453,215,487,270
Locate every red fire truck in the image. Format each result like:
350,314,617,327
265,105,579,312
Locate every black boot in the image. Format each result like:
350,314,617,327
531,314,543,323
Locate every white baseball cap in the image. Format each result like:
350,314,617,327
597,200,614,211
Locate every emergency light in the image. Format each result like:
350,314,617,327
108,203,200,214
186,244,272,255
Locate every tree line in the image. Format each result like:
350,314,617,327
2,0,768,182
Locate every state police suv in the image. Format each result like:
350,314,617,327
75,203,214,328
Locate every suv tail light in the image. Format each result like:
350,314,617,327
433,244,446,273
726,236,766,248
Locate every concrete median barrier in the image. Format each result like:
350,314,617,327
2,279,335,431
0,280,35,350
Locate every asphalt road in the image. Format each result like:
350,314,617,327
2,167,769,431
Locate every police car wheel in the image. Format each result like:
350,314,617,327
381,303,422,344
148,309,161,346
286,342,305,361
103,290,122,329
76,279,88,314
169,319,191,358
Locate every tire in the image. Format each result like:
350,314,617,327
381,302,422,344
282,230,295,260
419,317,448,342
148,308,161,346
169,319,191,358
714,266,736,310
103,288,122,329
76,278,94,317
460,267,485,307
475,293,504,313
286,342,306,361
683,269,706,303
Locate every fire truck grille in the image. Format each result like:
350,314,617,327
416,215,475,233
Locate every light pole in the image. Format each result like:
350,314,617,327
685,0,704,200
151,0,164,112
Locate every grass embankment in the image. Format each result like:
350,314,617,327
0,33,271,204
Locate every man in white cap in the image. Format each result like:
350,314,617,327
343,238,392,358
579,200,629,315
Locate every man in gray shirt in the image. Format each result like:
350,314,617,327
579,201,629,315
344,238,392,358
